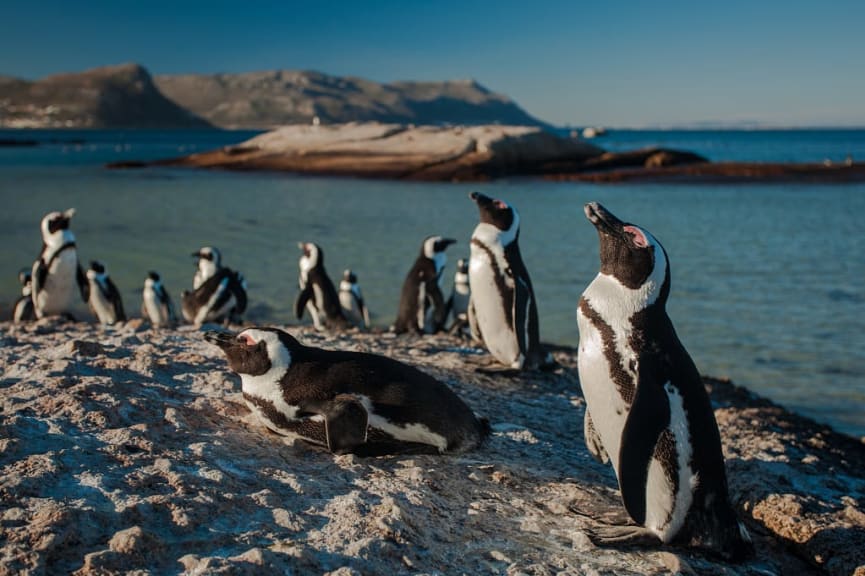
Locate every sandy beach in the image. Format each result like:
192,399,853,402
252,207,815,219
1,318,863,575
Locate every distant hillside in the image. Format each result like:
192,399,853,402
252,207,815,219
0,64,210,128
154,70,550,129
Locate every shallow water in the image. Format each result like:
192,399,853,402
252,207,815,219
1,129,863,437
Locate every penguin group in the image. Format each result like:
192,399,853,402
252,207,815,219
7,197,755,561
10,210,247,328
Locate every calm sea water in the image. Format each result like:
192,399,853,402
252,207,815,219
1,128,863,438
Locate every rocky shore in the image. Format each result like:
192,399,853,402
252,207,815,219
2,319,863,575
109,121,865,184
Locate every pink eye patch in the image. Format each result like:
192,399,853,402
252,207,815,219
494,200,508,210
624,226,649,248
238,333,256,345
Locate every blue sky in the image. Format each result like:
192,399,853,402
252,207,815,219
1,0,863,127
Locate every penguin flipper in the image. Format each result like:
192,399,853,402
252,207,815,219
426,281,447,332
468,296,483,344
513,276,532,358
107,279,126,322
77,263,90,303
230,271,247,316
618,360,671,526
584,410,609,464
31,258,47,307
294,285,313,320
320,395,369,455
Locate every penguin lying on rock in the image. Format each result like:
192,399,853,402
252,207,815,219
576,201,754,561
206,327,490,456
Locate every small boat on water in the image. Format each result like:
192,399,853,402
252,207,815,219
581,126,608,139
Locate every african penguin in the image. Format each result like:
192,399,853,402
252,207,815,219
142,271,177,328
467,192,550,370
392,235,456,334
445,258,471,336
339,269,370,330
192,246,221,289
294,242,349,331
30,208,89,319
13,268,36,323
576,202,753,560
86,260,126,325
182,251,247,326
206,327,490,456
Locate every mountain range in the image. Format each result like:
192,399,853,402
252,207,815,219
0,63,549,130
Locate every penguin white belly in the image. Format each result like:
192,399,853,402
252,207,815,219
576,305,629,476
37,250,79,316
89,284,117,324
339,290,362,326
469,255,520,366
143,290,165,326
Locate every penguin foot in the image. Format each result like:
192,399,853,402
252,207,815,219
583,523,660,548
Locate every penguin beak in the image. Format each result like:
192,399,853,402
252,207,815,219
191,251,202,258
63,208,76,219
584,202,624,234
469,191,493,206
204,330,237,350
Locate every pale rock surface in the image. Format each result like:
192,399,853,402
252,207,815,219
1,318,862,575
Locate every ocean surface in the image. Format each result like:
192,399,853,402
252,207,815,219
1,128,863,438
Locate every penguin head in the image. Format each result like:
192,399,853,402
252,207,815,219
422,236,456,276
469,192,520,245
422,236,456,259
298,242,322,268
86,260,107,280
456,258,469,274
584,202,669,298
193,246,221,267
145,271,162,289
40,208,76,244
206,327,297,377
343,269,357,283
18,268,32,287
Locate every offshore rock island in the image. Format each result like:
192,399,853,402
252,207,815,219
129,121,865,183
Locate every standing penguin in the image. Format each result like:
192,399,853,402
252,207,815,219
467,192,549,369
142,271,177,328
393,236,456,334
181,267,247,327
445,258,471,336
339,269,371,330
192,246,221,289
183,247,247,326
30,208,89,319
576,202,753,560
13,268,36,323
86,260,126,325
295,242,349,331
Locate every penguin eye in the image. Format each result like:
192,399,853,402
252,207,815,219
493,200,508,210
237,334,256,346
